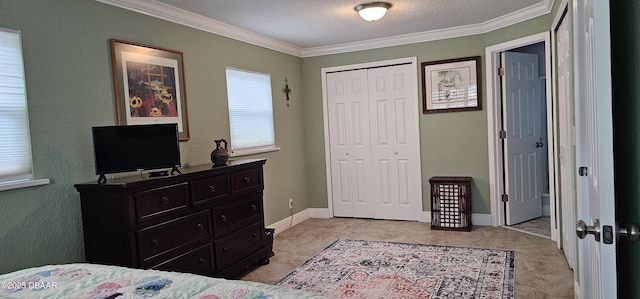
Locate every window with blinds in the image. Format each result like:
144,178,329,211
0,29,34,186
225,68,278,155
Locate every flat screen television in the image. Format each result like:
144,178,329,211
92,124,181,183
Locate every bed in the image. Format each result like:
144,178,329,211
0,263,326,298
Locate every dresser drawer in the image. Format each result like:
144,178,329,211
151,243,214,275
214,222,264,270
231,168,262,196
137,210,212,263
135,183,189,222
212,195,262,237
191,175,229,206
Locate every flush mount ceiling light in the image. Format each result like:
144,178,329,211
354,1,393,22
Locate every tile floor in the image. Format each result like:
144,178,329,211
509,216,552,239
242,218,574,298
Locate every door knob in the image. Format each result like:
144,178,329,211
576,219,601,242
577,219,640,244
618,224,640,242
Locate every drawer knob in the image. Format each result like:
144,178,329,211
160,196,169,204
220,215,227,222
198,258,206,264
251,204,257,211
149,239,159,247
196,223,204,231
253,232,258,239
244,177,251,183
208,185,215,193
223,246,228,253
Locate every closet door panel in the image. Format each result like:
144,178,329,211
327,70,375,218
327,62,421,221
368,64,421,220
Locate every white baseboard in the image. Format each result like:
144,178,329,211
543,204,550,216
268,209,493,235
309,208,331,218
267,209,311,236
421,211,431,222
472,213,492,226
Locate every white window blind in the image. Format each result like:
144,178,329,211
225,68,276,154
0,29,33,185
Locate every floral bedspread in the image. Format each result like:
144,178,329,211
0,263,325,299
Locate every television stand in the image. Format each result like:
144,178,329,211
75,159,270,279
170,166,182,175
97,174,107,184
148,170,169,177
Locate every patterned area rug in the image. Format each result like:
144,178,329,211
276,239,515,298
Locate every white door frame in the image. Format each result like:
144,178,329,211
321,57,425,221
551,0,574,267
485,32,559,241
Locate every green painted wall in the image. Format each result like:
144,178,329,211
0,0,560,275
610,1,640,297
301,14,555,214
0,0,304,274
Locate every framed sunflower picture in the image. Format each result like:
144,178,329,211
110,39,190,140
421,56,482,114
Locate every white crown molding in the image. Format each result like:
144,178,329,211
95,0,304,57
302,0,553,57
302,24,488,57
96,0,553,58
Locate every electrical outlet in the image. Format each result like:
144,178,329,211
288,198,293,210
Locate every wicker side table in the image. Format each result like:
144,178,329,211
429,176,472,231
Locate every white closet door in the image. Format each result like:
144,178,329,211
555,10,575,269
327,63,421,220
368,64,421,220
327,70,376,218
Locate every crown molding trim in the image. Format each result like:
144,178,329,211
302,0,553,57
95,0,304,57
96,0,553,58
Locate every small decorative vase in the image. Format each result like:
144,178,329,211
211,138,229,166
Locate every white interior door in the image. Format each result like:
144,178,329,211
502,51,544,225
327,70,375,218
574,0,617,298
326,62,421,221
368,64,421,220
555,10,575,269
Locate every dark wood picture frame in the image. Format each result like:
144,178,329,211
110,39,190,140
421,56,482,114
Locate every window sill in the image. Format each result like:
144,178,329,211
0,179,50,192
230,146,281,157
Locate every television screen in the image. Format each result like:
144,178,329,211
92,124,181,176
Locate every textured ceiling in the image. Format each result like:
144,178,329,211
153,0,547,48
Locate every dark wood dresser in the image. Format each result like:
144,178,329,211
74,158,270,278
